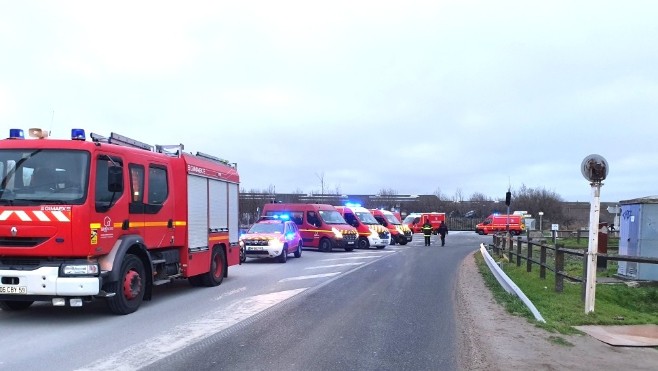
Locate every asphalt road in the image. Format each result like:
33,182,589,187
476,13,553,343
149,232,487,371
0,232,489,371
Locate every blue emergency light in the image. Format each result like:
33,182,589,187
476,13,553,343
71,128,86,140
273,214,290,220
285,232,295,240
9,129,25,139
345,202,362,207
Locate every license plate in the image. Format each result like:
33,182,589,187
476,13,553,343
247,246,262,251
347,241,355,245
0,286,27,294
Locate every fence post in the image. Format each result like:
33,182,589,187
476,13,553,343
577,229,581,244
540,244,547,279
552,229,557,244
526,238,533,273
555,246,564,292
516,238,522,267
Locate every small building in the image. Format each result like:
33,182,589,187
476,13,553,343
617,196,658,280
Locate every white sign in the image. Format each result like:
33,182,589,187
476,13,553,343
551,224,559,231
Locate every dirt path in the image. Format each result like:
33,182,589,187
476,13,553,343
456,252,658,370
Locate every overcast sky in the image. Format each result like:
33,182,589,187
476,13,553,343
1,1,657,203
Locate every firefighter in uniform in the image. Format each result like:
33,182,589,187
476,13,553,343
422,220,433,246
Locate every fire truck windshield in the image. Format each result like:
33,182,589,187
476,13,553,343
318,210,347,225
354,211,379,224
0,149,90,205
385,214,401,225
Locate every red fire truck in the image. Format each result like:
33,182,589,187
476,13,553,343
403,212,446,234
475,214,525,235
0,128,241,314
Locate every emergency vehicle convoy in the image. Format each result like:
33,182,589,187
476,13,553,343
370,209,413,245
475,214,525,235
335,204,390,249
0,128,240,314
261,203,358,252
403,212,446,234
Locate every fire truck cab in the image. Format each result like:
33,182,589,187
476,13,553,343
0,128,240,314
335,204,390,249
370,209,412,245
261,203,357,252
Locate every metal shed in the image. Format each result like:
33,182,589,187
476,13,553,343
617,196,658,280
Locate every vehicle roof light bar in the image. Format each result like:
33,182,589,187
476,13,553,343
8,128,25,139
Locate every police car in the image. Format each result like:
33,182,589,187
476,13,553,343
238,215,303,263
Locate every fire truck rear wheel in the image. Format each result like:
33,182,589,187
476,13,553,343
106,254,145,315
201,246,226,286
0,300,33,311
357,237,370,249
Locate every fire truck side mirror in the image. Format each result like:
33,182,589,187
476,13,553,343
108,165,124,193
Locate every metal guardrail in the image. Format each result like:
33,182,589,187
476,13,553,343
479,244,545,323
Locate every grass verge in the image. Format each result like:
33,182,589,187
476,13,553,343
475,251,658,335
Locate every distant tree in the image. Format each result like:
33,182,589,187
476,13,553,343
328,185,342,195
512,185,572,227
469,192,491,202
434,187,447,200
379,188,398,196
453,188,464,202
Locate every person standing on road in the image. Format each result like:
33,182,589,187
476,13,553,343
422,220,433,246
437,221,448,246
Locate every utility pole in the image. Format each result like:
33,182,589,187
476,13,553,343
581,154,609,314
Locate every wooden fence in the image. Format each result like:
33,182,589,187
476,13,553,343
488,234,658,300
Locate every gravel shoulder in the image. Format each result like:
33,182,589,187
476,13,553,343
456,251,658,371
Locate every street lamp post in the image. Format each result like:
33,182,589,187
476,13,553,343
538,211,544,234
581,154,609,314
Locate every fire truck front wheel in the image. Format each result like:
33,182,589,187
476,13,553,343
0,300,34,311
398,235,408,245
319,238,333,252
357,237,370,249
106,254,145,315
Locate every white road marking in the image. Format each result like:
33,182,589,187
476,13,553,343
305,262,364,269
78,288,307,371
278,272,342,282
321,256,382,261
211,286,247,301
347,251,396,255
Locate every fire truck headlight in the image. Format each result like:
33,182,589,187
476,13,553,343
239,240,245,248
332,227,343,239
62,264,100,276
